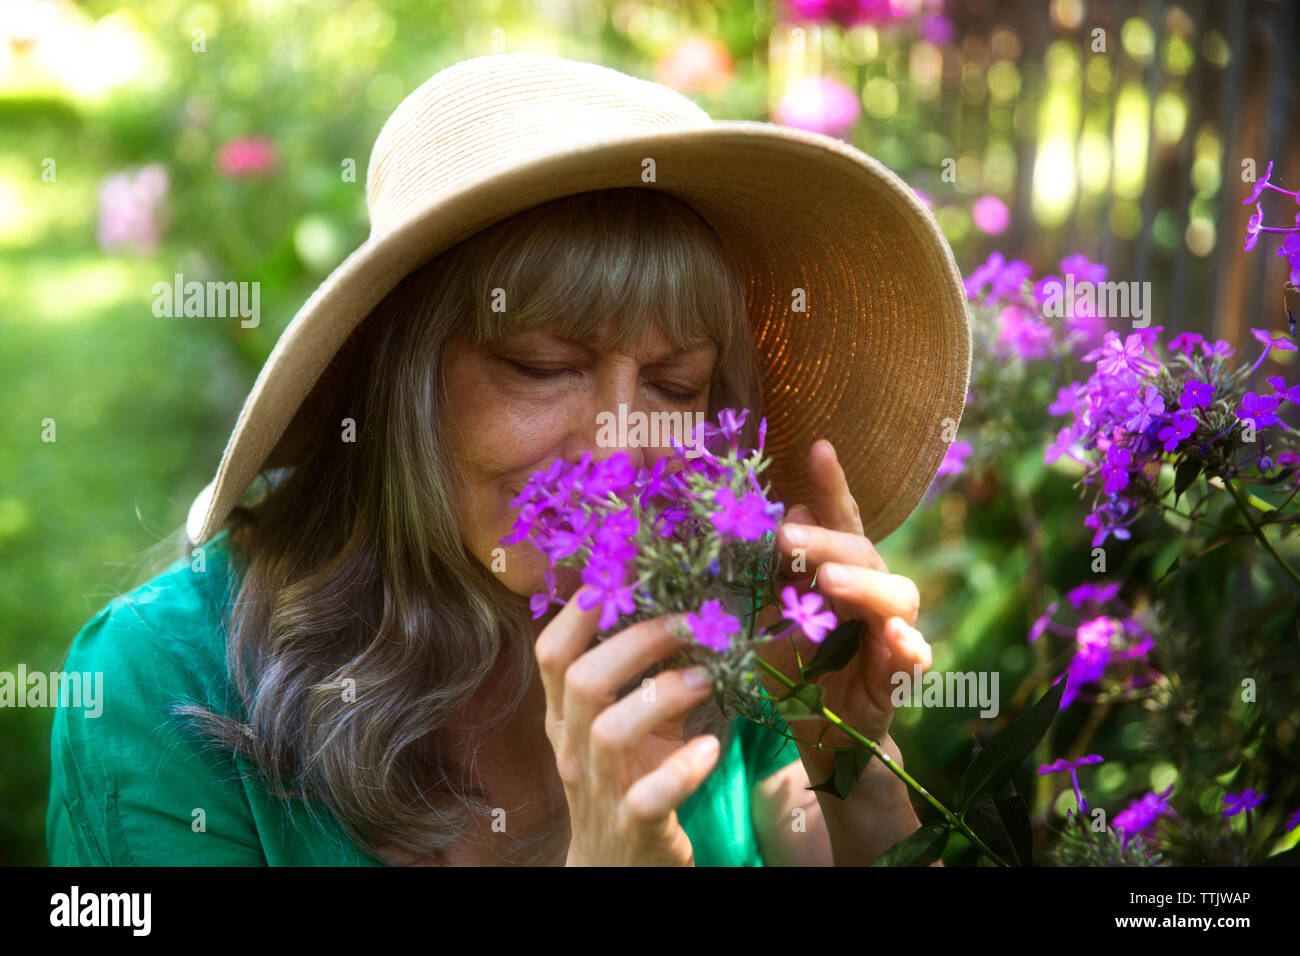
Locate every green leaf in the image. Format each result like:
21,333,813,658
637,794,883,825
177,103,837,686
1174,458,1200,504
808,748,875,800
870,821,950,866
774,682,825,719
953,677,1067,811
801,618,864,680
963,779,1033,866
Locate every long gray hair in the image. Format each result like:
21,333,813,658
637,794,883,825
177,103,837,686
175,188,765,865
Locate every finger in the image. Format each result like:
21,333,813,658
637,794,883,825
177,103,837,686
588,667,715,788
562,615,690,762
883,616,932,674
776,521,887,574
774,503,819,584
536,586,606,727
622,734,722,822
808,439,866,538
817,562,919,626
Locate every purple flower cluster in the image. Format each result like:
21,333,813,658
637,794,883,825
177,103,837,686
963,251,1110,360
1241,161,1300,289
502,408,833,656
1028,582,1158,710
1046,326,1300,546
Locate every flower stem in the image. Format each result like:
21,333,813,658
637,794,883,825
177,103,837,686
1224,478,1300,589
753,656,1009,866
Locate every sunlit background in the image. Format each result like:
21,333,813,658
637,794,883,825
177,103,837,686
2,0,1297,865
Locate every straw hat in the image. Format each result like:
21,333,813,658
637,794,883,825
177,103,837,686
185,52,970,547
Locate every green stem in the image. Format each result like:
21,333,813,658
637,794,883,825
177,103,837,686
754,656,1009,867
1224,479,1300,589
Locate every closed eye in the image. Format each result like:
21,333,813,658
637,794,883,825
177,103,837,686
508,361,701,403
508,361,572,381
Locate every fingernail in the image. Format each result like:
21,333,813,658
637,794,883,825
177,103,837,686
691,735,719,758
784,525,807,547
822,563,846,586
683,667,710,690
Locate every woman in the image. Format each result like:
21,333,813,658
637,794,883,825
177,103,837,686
47,54,969,866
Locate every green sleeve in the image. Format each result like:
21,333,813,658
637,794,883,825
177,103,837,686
739,693,802,783
46,567,268,866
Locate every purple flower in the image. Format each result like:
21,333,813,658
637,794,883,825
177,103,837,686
581,453,637,500
592,507,640,564
1085,497,1137,548
1028,600,1059,643
963,251,1032,306
578,558,638,631
919,13,955,44
1049,382,1084,416
1060,253,1108,286
1287,806,1300,833
1038,754,1104,813
700,407,750,450
685,599,741,652
1168,332,1204,358
1243,161,1274,205
1157,412,1196,452
529,568,560,620
1124,385,1165,432
1084,331,1157,377
997,305,1054,360
710,485,777,541
1268,375,1300,404
1236,392,1282,429
1113,786,1175,841
1200,338,1236,359
780,585,838,644
1179,379,1215,410
1275,232,1300,286
1066,582,1120,608
1222,789,1267,817
787,0,906,28
1245,203,1264,252
936,440,973,478
1249,329,1299,379
1045,425,1084,465
1101,445,1133,495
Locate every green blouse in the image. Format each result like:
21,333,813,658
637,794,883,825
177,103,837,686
46,531,801,866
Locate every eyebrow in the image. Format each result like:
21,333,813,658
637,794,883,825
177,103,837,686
511,331,716,364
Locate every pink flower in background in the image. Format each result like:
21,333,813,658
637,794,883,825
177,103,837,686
972,195,1010,235
654,36,733,94
787,0,908,27
773,75,860,140
996,304,1053,360
936,439,973,478
919,14,955,44
216,135,278,179
911,187,933,209
96,164,170,254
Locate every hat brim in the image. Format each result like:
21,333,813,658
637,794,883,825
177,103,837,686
187,121,971,546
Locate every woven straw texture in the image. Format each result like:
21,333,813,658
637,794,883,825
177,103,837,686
187,53,971,545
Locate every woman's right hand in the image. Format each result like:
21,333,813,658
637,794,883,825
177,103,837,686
535,588,722,866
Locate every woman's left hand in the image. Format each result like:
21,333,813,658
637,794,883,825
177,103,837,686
753,438,932,782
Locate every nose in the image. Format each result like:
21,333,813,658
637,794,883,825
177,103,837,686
556,357,650,471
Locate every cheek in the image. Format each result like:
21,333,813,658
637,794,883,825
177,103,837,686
441,364,572,594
